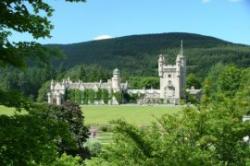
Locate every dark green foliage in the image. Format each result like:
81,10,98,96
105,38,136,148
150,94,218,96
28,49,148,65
217,65,241,97
235,68,250,114
89,105,250,165
49,33,250,79
87,89,96,104
128,76,160,89
66,89,113,105
96,89,102,101
201,64,242,106
0,0,85,108
0,0,83,68
186,73,201,89
0,0,88,165
0,104,73,165
101,89,110,104
88,65,250,165
85,141,102,157
185,91,199,104
46,101,89,158
201,63,226,105
114,92,123,104
0,102,89,165
37,81,51,102
0,66,56,104
82,90,88,104
75,90,82,104
51,153,84,166
59,64,111,82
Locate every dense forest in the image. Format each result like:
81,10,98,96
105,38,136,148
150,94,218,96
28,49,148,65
50,32,250,77
1,32,250,101
1,0,250,164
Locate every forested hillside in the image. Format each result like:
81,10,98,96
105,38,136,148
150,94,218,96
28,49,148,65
1,32,250,101
50,32,250,77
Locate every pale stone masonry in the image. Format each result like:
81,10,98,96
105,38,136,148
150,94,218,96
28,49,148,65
128,41,186,104
48,68,128,105
158,40,186,104
48,41,188,105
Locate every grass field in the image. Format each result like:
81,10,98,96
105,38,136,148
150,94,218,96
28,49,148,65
0,105,182,126
0,104,182,144
0,105,18,115
82,105,181,126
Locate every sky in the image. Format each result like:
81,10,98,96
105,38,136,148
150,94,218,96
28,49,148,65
11,0,250,45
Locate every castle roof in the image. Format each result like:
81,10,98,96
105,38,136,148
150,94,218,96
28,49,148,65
113,68,120,75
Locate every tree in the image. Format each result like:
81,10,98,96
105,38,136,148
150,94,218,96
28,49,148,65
88,89,96,104
0,0,85,107
0,1,88,165
186,73,201,89
102,89,110,104
0,105,73,165
217,65,241,97
88,65,250,165
201,63,226,106
89,104,250,165
45,101,90,158
79,65,87,82
114,92,123,104
37,81,50,102
51,153,84,166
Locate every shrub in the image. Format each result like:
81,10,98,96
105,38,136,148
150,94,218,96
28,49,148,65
45,101,90,158
85,140,102,157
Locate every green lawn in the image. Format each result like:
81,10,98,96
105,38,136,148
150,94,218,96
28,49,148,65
82,105,182,126
0,104,182,126
0,104,182,144
0,105,17,115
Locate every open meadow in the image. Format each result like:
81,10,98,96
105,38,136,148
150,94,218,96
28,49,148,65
0,105,182,144
0,105,182,126
82,105,182,126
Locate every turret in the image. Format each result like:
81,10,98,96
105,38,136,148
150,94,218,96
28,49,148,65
50,79,55,90
176,40,186,98
176,40,186,73
112,68,121,92
158,54,165,77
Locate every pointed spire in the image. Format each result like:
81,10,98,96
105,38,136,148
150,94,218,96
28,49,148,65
180,40,183,56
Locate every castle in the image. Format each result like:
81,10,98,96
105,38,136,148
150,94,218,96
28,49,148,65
48,68,128,105
48,41,186,105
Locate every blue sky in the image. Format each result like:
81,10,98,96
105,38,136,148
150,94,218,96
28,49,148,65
12,0,250,44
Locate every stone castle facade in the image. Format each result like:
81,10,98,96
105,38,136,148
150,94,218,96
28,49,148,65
48,41,186,105
48,69,128,105
127,41,186,104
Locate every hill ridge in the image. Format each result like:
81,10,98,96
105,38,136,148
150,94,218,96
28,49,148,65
48,32,250,77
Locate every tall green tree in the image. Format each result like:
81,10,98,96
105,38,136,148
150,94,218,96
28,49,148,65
0,0,85,107
88,105,250,165
0,1,88,165
186,73,201,89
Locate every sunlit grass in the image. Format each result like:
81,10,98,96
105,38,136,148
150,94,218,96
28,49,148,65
82,105,182,126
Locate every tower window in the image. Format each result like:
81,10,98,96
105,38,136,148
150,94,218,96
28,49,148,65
168,74,171,78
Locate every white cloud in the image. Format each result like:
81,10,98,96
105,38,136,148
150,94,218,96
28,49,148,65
202,0,211,3
94,35,113,40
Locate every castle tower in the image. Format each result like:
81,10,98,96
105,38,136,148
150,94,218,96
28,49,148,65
112,68,121,92
175,40,186,101
158,54,165,77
